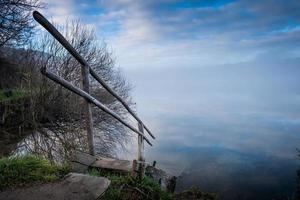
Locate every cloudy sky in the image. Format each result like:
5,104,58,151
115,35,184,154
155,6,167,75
39,0,300,171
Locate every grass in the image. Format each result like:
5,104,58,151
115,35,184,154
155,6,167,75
172,187,217,200
0,88,28,102
0,155,70,190
88,168,171,200
0,155,216,199
88,169,217,200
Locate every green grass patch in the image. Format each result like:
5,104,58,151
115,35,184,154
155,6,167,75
0,155,70,190
88,168,171,200
0,88,28,102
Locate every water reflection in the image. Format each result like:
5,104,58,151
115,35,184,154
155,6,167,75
0,127,89,163
0,128,31,157
174,147,298,200
1,122,300,200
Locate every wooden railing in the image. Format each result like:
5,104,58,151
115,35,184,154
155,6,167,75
33,11,155,177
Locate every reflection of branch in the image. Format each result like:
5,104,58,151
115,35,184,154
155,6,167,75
3,16,134,161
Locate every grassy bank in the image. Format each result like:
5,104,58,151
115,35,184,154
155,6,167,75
0,155,70,190
0,156,216,199
89,168,171,200
88,169,217,200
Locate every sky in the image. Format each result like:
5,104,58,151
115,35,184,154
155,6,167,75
38,0,300,173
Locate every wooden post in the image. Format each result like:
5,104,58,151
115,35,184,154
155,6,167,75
33,10,155,154
81,64,95,155
138,122,145,178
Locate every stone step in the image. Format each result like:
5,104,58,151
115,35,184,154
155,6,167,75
0,173,110,200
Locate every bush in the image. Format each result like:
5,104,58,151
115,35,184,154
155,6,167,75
88,168,171,200
0,155,70,190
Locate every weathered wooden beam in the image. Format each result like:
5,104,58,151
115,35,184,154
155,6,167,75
131,160,138,177
40,67,153,146
71,150,136,173
32,11,95,154
137,122,145,178
92,158,132,172
81,55,95,155
90,70,155,140
32,10,155,140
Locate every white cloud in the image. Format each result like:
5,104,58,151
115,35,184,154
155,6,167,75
40,0,77,24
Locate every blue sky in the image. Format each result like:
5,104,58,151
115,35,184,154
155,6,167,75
39,0,300,171
41,0,300,67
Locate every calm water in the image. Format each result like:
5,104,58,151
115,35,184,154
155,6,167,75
148,145,298,200
143,114,300,199
2,59,300,199
2,124,299,200
126,59,300,200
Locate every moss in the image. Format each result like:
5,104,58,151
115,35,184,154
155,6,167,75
0,88,28,102
0,155,70,190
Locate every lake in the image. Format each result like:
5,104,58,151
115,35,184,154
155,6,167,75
125,58,300,200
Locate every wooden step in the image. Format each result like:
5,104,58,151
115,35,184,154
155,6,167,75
70,150,137,173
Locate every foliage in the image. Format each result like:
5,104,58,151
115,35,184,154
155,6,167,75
0,88,28,102
172,187,217,200
88,168,171,200
0,19,133,161
0,155,70,190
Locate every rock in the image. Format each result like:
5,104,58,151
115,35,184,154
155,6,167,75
0,173,110,200
145,165,177,193
63,173,111,199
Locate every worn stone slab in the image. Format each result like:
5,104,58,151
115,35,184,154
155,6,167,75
0,173,110,200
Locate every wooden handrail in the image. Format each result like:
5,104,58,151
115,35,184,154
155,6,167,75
40,66,153,146
33,11,155,140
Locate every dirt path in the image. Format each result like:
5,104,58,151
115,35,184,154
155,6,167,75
0,173,110,200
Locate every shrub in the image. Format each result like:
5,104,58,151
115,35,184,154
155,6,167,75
88,168,171,200
0,155,70,190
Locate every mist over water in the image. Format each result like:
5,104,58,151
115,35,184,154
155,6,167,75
124,58,300,199
1,0,300,199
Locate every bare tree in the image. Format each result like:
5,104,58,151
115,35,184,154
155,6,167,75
1,20,135,162
0,0,42,47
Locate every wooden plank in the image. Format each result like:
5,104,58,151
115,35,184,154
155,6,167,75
71,150,135,173
70,150,97,165
91,157,133,172
40,67,153,146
